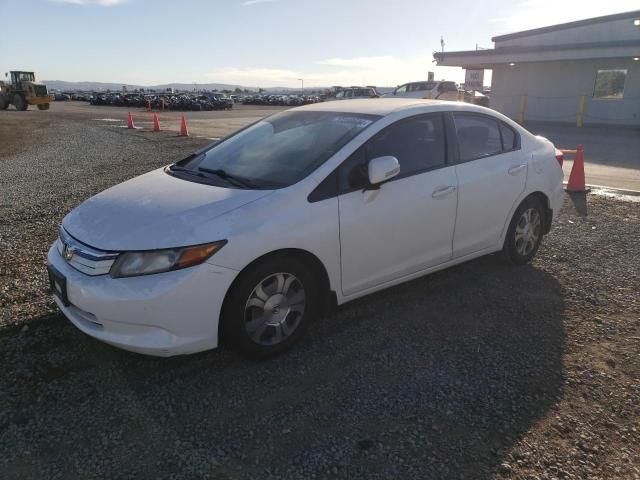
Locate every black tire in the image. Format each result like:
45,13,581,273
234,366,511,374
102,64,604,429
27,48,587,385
13,94,27,111
221,254,318,359
37,103,50,111
0,95,7,110
502,196,545,265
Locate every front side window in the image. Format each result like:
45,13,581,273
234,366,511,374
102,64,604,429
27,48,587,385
173,111,379,189
339,114,446,192
395,85,408,94
593,69,626,99
453,113,502,162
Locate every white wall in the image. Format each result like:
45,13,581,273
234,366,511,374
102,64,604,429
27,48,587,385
490,58,640,126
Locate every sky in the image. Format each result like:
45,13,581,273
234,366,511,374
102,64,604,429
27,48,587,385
0,0,638,88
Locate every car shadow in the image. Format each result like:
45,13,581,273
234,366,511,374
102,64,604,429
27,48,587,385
1,256,565,479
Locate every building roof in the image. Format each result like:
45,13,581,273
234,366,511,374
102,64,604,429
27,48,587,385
492,9,640,42
434,9,640,67
434,41,640,67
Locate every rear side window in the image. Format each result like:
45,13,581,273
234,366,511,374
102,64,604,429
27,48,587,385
339,114,446,192
453,113,502,161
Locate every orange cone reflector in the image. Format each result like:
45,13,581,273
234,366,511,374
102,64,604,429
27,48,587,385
179,114,189,137
152,112,160,132
127,112,135,129
565,144,589,192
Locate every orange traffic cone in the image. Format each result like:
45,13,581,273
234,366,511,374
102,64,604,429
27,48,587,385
127,112,135,129
565,144,590,192
179,114,189,137
152,112,160,132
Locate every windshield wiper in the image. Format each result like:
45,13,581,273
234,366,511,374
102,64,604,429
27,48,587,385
168,164,207,177
197,167,260,189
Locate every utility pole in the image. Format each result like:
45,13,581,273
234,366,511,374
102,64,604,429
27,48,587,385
298,78,304,95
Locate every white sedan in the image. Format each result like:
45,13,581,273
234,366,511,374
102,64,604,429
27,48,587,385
47,99,564,358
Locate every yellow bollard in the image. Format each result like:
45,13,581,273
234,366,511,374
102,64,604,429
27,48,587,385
577,95,585,128
518,94,527,124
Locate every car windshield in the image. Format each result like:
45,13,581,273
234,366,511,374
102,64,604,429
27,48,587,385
172,111,379,189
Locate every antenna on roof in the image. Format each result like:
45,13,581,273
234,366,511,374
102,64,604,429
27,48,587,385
440,36,445,53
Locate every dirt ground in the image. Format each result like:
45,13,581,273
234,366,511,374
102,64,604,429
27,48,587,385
0,102,639,479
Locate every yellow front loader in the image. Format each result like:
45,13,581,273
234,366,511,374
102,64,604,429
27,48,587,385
0,71,54,111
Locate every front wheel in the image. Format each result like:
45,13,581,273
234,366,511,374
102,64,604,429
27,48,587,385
502,197,545,265
37,103,50,111
222,255,317,358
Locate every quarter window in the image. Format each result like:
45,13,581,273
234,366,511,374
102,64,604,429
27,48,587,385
499,123,517,150
453,114,502,162
339,114,446,191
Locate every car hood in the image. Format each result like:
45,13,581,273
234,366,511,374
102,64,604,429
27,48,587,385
62,168,272,251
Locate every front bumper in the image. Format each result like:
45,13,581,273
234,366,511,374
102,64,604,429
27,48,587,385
29,95,54,105
47,243,238,356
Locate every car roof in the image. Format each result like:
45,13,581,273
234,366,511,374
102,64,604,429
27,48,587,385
295,98,456,116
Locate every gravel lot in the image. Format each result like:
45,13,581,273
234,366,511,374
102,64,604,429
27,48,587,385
1,103,639,479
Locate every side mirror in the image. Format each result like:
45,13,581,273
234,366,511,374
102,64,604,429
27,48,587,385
368,156,400,186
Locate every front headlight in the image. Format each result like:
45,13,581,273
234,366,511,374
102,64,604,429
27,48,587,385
109,241,227,278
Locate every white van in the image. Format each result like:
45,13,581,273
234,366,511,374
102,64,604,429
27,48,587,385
384,81,459,100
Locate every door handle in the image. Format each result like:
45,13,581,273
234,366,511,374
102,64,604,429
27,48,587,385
508,164,526,175
432,185,457,199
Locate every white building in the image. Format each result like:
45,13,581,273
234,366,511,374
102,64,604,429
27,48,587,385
434,10,640,126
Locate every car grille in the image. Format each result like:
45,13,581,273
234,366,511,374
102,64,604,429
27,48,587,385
57,228,119,276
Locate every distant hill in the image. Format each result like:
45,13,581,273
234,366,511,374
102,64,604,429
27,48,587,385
43,80,395,95
44,80,251,92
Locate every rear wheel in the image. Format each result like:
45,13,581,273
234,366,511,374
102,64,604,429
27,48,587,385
502,196,545,265
222,255,318,358
13,94,27,111
37,103,50,111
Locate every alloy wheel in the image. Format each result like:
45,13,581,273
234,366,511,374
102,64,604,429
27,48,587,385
244,272,306,346
514,208,541,256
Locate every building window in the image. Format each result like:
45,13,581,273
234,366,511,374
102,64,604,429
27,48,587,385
593,69,627,99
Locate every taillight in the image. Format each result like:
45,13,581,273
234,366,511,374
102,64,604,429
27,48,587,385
555,154,564,167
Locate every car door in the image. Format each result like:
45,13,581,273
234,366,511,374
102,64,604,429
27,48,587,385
451,112,527,257
338,113,458,296
435,82,459,101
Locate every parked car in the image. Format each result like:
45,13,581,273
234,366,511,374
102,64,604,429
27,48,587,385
384,81,460,100
48,99,563,358
333,86,379,100
209,93,233,110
